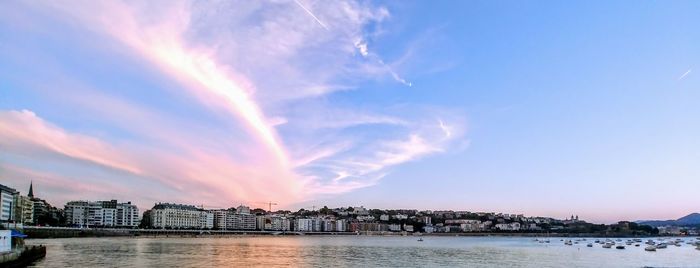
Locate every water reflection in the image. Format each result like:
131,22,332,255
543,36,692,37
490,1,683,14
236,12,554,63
26,236,700,267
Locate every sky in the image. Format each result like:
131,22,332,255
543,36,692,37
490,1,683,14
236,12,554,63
0,1,698,224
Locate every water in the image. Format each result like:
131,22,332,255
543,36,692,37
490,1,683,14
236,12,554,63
26,236,700,267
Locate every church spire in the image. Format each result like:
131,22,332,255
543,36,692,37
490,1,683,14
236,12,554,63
28,180,34,198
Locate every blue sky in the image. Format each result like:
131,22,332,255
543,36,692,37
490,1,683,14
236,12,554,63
1,1,698,223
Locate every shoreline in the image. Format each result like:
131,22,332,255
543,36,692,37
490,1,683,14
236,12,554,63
20,227,693,239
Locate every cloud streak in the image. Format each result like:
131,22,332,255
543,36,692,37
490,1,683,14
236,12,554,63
294,0,329,30
1,0,466,209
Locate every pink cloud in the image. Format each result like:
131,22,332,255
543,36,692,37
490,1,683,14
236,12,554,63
2,1,467,208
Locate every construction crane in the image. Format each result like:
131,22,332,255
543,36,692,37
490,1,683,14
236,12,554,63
255,201,279,212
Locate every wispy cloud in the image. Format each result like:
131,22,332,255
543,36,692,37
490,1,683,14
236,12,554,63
1,0,466,209
678,69,691,80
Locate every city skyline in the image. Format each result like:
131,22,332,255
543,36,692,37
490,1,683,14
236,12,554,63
1,1,699,224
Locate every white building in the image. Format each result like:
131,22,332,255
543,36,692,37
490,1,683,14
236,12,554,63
150,203,212,229
296,218,314,232
379,214,390,221
494,222,521,231
393,214,408,220
356,215,375,222
65,200,140,227
388,224,402,232
335,219,348,232
0,184,17,222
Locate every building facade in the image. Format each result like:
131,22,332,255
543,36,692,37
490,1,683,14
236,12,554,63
64,200,139,227
0,184,17,222
150,203,213,229
13,195,34,225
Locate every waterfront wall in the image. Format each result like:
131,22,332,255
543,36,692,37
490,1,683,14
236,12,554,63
0,246,46,267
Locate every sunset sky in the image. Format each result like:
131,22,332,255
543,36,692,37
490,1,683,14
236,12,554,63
1,1,698,223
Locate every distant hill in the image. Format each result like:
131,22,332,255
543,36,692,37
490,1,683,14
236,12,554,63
637,213,700,227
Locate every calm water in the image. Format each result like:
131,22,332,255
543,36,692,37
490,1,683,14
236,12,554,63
26,236,700,267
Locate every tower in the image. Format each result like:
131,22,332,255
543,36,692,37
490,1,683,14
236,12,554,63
28,181,34,198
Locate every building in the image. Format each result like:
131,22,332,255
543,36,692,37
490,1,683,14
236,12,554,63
388,224,402,232
116,202,140,227
26,182,61,226
494,222,521,231
13,195,34,225
296,218,314,232
212,209,228,230
64,200,139,227
225,211,256,230
349,222,389,232
150,203,213,229
335,219,348,232
0,184,18,222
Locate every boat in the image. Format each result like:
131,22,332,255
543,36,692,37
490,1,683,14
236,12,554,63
656,243,668,249
587,243,593,247
645,245,656,251
602,243,613,249
417,238,424,242
564,240,573,246
634,244,640,247
616,245,625,249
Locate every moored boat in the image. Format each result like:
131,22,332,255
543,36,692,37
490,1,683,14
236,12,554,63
615,245,625,249
645,245,656,251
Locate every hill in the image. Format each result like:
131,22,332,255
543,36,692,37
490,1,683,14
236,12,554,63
637,213,700,227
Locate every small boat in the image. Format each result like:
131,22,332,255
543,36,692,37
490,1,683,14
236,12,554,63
564,240,573,246
587,243,593,247
696,245,700,250
634,244,640,247
603,243,613,249
656,243,668,249
616,245,625,249
417,238,424,242
645,245,656,251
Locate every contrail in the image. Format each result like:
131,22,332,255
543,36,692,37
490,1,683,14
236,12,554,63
293,0,328,30
293,0,412,87
678,69,691,80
